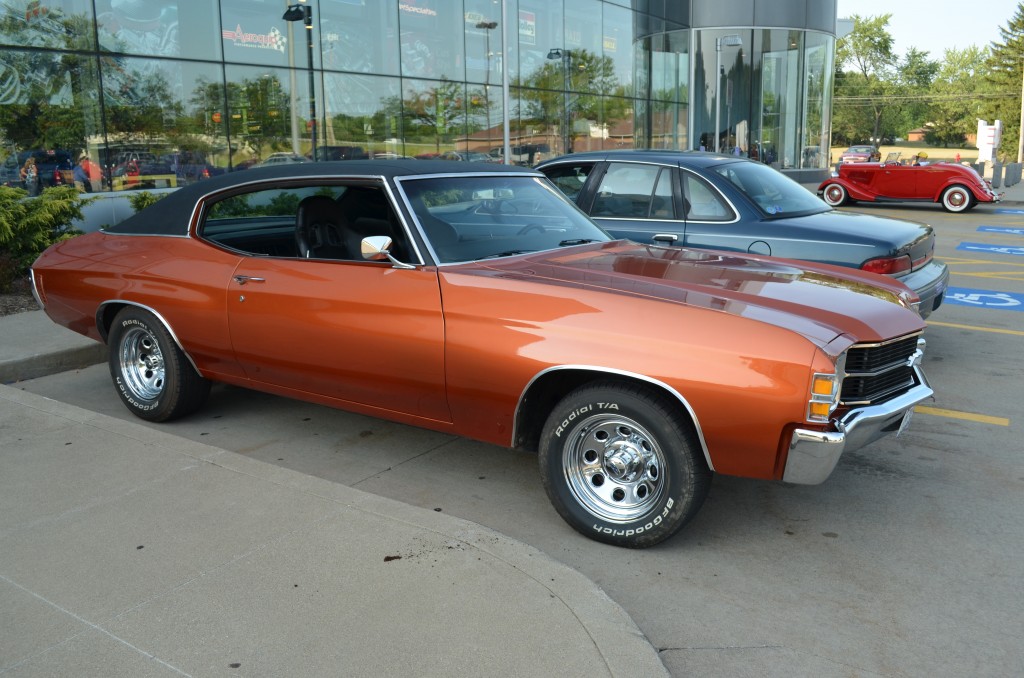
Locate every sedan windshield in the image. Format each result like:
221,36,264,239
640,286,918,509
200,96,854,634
399,175,611,263
712,161,829,218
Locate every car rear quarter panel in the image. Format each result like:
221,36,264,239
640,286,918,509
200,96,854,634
436,267,832,479
34,232,245,379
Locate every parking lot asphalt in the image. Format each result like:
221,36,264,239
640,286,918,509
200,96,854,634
0,313,668,675
3,175,1022,677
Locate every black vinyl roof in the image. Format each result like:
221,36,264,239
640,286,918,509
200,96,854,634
106,159,539,236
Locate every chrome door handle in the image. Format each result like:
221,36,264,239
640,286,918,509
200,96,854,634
233,275,266,285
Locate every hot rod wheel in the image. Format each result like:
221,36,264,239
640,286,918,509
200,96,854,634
538,381,711,548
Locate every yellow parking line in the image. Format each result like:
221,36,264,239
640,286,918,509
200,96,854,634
952,271,1024,281
914,406,1009,427
943,257,1024,267
926,320,1024,337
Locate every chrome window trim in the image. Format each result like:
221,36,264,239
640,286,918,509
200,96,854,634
185,173,427,266
95,300,201,374
513,364,715,472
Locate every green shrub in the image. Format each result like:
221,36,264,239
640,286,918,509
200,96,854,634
127,191,168,213
0,185,91,292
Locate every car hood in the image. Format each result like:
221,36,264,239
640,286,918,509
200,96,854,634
474,241,924,347
768,209,935,269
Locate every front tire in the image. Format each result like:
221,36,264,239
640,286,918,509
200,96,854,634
821,183,848,207
108,307,210,422
941,184,972,213
538,381,711,548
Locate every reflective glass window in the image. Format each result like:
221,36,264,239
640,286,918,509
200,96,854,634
322,73,400,159
98,0,219,61
564,0,601,94
399,0,465,81
758,29,802,169
320,0,399,76
602,2,632,97
221,0,311,69
517,0,563,86
0,0,95,50
102,58,227,188
0,49,101,190
694,29,751,155
224,64,311,168
400,78,467,158
801,31,833,169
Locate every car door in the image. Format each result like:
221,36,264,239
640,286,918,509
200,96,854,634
201,182,451,423
583,161,683,244
673,170,748,252
874,164,919,198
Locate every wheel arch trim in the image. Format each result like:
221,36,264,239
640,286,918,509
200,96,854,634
514,365,715,472
96,300,201,374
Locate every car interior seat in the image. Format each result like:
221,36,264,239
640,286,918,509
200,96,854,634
295,195,348,259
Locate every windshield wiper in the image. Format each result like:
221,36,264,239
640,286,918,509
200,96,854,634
481,250,535,259
558,238,599,246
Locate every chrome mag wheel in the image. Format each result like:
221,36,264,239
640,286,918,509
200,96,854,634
118,325,166,401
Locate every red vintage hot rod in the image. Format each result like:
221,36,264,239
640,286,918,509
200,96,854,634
818,158,1000,213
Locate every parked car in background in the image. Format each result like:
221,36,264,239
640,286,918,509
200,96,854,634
1,149,74,189
255,153,308,167
32,159,934,547
839,145,881,163
818,160,1000,213
536,149,949,318
438,150,492,162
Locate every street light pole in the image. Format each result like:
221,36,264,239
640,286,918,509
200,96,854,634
714,34,742,154
283,2,317,160
547,48,572,154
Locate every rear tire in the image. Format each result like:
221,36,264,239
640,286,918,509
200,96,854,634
821,183,848,207
941,185,972,213
108,307,210,422
538,381,711,548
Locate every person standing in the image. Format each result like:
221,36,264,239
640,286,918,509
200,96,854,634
20,156,39,196
73,155,91,192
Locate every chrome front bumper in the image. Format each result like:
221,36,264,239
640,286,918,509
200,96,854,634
783,363,933,485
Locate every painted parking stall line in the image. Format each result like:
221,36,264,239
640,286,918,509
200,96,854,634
994,208,1024,215
978,226,1024,236
944,286,1024,311
956,242,1024,256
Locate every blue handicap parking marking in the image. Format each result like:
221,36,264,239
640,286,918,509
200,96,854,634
957,241,1024,256
994,208,1024,215
977,226,1024,236
944,286,1024,311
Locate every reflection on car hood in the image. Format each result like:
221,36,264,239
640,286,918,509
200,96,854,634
477,241,923,346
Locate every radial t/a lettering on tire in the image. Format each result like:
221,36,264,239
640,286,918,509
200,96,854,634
538,381,711,548
108,306,210,422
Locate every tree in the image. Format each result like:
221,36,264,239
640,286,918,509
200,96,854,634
834,14,898,143
928,46,989,147
982,2,1024,159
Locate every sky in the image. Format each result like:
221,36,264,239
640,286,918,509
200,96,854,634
836,0,1021,58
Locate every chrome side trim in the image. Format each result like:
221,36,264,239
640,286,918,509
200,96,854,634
513,365,715,472
29,269,43,309
95,300,201,374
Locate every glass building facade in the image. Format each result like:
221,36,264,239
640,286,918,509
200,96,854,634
0,0,838,193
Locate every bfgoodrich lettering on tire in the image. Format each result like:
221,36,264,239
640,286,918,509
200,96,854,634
108,306,210,422
538,381,711,548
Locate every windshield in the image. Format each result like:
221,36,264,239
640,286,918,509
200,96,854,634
712,161,829,218
399,175,611,263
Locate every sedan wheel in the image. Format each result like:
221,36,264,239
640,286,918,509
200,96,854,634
108,306,210,422
821,183,848,207
941,185,972,213
539,381,711,548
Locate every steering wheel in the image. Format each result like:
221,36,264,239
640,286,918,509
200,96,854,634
517,223,546,235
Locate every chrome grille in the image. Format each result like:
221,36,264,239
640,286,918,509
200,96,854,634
841,334,921,406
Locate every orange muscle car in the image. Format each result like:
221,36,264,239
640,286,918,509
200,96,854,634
31,160,934,547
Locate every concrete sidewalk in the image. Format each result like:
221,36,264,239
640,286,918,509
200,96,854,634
0,312,668,676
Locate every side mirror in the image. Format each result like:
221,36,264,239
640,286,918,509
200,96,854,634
361,235,414,269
